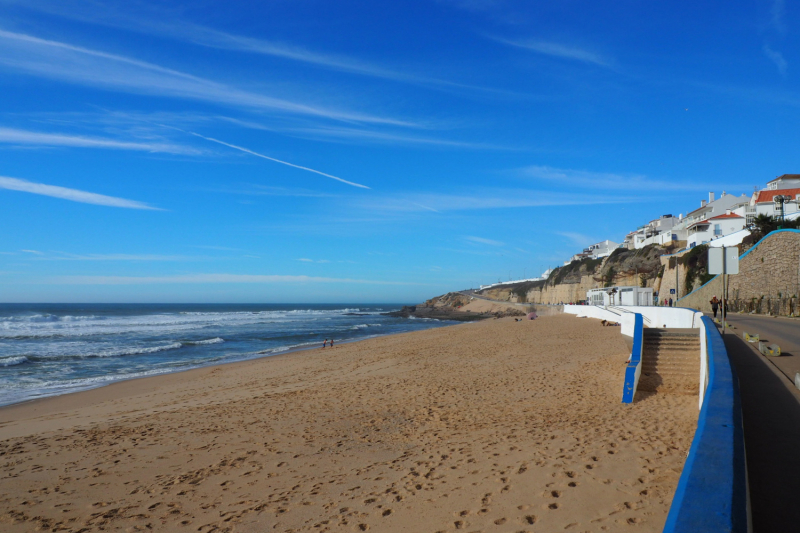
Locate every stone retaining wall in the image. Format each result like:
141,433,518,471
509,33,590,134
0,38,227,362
678,230,800,316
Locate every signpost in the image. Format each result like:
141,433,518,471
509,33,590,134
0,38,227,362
708,247,739,335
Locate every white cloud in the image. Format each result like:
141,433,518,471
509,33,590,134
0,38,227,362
353,189,639,213
21,249,43,255
520,165,749,192
0,126,197,154
177,129,371,189
32,253,190,261
763,44,788,76
555,232,596,248
49,273,425,285
288,125,514,150
0,29,413,127
0,175,161,210
492,37,613,67
0,2,516,98
465,236,505,246
297,258,331,263
771,0,786,35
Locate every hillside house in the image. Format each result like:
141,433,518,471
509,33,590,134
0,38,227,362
750,187,800,220
766,174,800,190
687,213,746,248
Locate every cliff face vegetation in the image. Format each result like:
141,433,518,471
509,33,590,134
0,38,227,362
479,244,680,304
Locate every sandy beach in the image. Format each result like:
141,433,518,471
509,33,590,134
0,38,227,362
0,315,697,532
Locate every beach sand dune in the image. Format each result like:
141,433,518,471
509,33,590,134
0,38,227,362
0,315,697,532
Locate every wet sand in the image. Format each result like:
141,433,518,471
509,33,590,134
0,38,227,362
0,315,697,532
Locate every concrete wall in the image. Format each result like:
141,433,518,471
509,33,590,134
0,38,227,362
563,305,701,332
678,229,800,316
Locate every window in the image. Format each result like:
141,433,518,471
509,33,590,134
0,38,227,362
714,224,722,236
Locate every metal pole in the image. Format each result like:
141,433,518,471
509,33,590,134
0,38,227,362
675,260,679,305
722,247,726,336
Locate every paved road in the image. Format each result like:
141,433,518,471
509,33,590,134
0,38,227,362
720,313,800,384
722,331,800,531
709,313,800,530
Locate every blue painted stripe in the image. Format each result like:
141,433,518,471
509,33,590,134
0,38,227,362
621,313,643,403
662,316,748,532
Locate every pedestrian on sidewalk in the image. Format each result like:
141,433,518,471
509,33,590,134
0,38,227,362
710,296,720,318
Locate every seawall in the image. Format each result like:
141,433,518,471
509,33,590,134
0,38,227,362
679,229,800,316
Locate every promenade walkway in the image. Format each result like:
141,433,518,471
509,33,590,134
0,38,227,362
720,316,800,532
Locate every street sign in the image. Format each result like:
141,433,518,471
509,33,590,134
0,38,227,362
708,246,739,337
709,247,739,275
670,289,675,294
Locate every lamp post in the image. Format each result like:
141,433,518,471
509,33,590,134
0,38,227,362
774,195,794,227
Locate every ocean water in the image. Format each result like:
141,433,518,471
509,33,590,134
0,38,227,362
0,303,453,407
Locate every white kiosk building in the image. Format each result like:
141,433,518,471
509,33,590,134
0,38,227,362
587,286,654,306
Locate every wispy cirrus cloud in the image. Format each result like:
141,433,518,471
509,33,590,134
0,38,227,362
520,165,753,192
465,236,504,246
0,29,413,127
770,0,786,35
28,253,193,261
0,175,161,210
555,231,596,248
491,36,613,67
287,125,515,150
0,1,520,99
762,43,788,76
49,273,425,285
0,126,198,154
351,188,639,213
297,258,331,263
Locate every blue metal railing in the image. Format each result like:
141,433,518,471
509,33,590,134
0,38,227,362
621,314,643,403
662,316,749,532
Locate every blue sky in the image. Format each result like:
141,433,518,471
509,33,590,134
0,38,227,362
0,0,796,303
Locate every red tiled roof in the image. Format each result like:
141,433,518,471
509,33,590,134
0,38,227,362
755,188,800,203
708,213,744,219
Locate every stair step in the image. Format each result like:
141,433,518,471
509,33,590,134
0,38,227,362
637,328,700,396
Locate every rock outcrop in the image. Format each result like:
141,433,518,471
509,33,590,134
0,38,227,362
478,244,678,304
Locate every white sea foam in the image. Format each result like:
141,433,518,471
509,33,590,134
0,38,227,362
23,342,185,360
186,337,225,345
0,355,28,366
0,309,365,339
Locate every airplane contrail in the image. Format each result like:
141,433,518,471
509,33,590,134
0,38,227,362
161,125,370,189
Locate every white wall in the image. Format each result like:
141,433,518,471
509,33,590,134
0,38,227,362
707,229,751,248
564,305,708,409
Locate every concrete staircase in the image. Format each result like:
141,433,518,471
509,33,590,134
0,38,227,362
638,328,700,395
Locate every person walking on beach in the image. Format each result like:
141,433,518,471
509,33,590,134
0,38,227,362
330,338,334,348
710,296,720,318
322,339,328,349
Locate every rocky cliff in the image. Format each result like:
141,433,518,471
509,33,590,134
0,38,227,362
479,244,680,304
385,292,526,321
